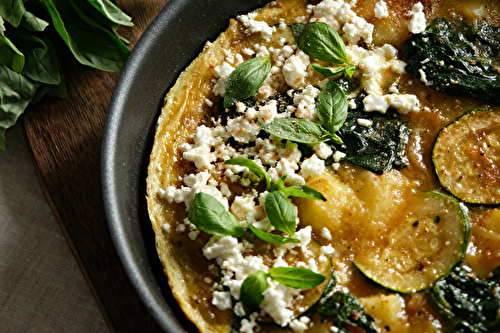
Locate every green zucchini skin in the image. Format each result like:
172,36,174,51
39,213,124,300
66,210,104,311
353,192,470,294
432,107,500,206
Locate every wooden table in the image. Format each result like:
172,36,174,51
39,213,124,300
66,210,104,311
23,1,169,332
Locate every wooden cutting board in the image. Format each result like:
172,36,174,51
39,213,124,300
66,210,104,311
23,1,168,332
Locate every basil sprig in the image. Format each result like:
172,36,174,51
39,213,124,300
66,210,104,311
241,267,326,313
223,158,326,201
262,81,346,145
292,21,357,77
223,56,271,108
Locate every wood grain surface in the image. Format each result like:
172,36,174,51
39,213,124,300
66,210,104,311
23,1,169,332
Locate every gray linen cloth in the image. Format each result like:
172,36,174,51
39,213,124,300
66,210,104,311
0,122,109,333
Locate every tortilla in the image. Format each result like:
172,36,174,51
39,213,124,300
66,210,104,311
147,0,500,332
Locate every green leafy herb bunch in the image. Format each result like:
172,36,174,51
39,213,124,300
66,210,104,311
0,0,134,149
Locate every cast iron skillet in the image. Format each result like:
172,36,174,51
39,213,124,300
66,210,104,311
102,0,272,331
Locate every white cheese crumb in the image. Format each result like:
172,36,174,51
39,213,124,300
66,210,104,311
290,316,311,332
363,93,420,114
313,142,333,159
293,84,320,120
357,118,373,127
333,151,346,163
283,51,310,89
162,223,171,233
321,227,332,240
300,155,325,180
321,245,335,255
419,68,433,86
212,62,234,97
238,13,274,41
374,0,389,18
408,2,426,34
189,230,200,240
212,291,232,311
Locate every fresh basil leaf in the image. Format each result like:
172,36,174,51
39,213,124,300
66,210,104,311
41,0,131,72
269,267,326,289
291,23,307,43
0,0,26,28
224,157,271,190
312,63,358,78
223,57,271,108
88,0,133,27
268,175,287,192
240,271,269,314
0,33,25,73
20,11,50,32
188,192,246,238
261,118,330,144
0,64,39,150
294,21,349,64
317,80,348,135
265,191,296,236
312,64,348,77
31,74,67,105
7,26,60,85
282,185,326,201
247,222,300,245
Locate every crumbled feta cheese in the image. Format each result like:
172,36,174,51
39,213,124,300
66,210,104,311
374,0,389,18
189,230,200,240
238,13,274,41
313,142,333,159
419,68,433,86
213,62,234,96
257,100,279,124
283,51,310,89
333,150,346,163
342,16,373,44
261,281,300,326
226,117,260,143
290,316,311,332
300,155,326,180
212,291,232,311
162,223,171,233
363,93,420,114
408,2,426,34
311,0,373,44
275,158,306,185
321,245,336,255
321,227,332,240
293,84,320,120
231,194,257,222
357,118,373,127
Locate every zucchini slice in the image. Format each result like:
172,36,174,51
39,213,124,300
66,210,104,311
432,107,500,205
353,192,470,293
